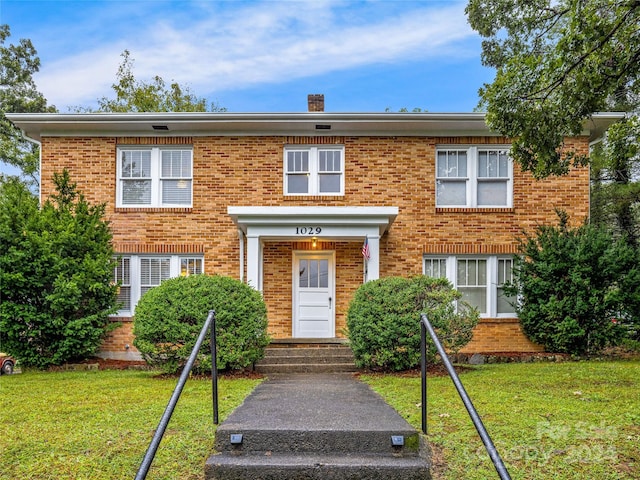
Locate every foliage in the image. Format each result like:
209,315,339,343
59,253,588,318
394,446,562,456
88,50,225,113
365,360,640,480
346,275,478,371
505,211,640,355
0,369,261,480
133,274,269,374
591,115,640,245
466,0,640,178
0,171,117,368
0,24,56,189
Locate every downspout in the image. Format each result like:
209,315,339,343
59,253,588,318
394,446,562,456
237,228,245,283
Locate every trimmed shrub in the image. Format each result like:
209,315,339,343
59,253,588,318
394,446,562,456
133,275,269,374
346,275,478,371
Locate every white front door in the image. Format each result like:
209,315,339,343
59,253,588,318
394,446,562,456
293,252,335,338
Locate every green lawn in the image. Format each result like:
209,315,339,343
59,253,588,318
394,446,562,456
0,369,261,480
2,362,638,480
363,360,640,480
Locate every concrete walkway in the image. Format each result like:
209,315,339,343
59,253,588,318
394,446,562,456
206,374,431,480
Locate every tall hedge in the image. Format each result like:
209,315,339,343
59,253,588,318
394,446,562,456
133,274,269,374
0,172,118,368
506,211,639,355
346,275,478,371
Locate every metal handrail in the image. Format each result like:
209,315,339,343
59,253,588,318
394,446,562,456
135,310,218,480
420,313,511,480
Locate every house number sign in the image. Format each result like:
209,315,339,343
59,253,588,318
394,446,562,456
295,227,322,235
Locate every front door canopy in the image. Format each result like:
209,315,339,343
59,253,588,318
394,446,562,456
228,206,398,239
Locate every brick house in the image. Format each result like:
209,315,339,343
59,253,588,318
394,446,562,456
8,96,619,361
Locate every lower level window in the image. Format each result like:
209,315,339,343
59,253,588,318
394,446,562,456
112,255,203,315
423,255,516,317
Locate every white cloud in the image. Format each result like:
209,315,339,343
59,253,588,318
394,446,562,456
35,1,477,109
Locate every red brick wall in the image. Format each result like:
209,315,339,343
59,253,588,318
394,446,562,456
41,134,590,355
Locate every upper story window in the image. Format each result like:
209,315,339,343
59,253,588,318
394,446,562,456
436,146,512,208
423,255,516,317
284,146,344,196
117,147,193,207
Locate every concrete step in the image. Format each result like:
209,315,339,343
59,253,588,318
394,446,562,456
263,346,354,358
205,452,430,480
255,363,358,374
214,426,421,455
255,344,357,374
259,354,356,364
206,374,431,480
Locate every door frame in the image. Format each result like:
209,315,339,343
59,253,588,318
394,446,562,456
292,250,336,338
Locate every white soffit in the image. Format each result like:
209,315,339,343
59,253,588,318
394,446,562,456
228,206,399,237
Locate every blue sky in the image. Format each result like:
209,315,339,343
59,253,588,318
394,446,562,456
0,0,494,114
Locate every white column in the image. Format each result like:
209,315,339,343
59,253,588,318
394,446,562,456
365,235,380,281
246,235,261,291
237,228,245,283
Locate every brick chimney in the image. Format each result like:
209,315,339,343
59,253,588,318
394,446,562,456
307,94,325,112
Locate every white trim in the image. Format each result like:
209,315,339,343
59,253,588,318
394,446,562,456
423,254,517,318
229,206,395,289
116,146,193,208
112,254,204,316
292,251,336,338
8,112,623,143
436,145,513,208
283,145,345,196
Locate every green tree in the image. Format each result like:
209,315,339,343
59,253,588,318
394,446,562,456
506,211,639,355
591,115,640,245
0,170,118,368
466,0,640,178
0,24,56,189
91,50,225,113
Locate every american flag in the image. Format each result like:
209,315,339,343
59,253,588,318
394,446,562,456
362,237,370,261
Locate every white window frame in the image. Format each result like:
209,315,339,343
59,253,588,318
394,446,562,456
116,146,193,208
436,146,513,208
112,255,203,315
423,255,516,318
283,145,345,196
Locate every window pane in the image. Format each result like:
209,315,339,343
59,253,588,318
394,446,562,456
319,259,328,288
309,260,318,288
478,260,487,285
121,150,151,178
113,257,131,311
497,288,516,314
180,258,203,276
457,260,467,286
319,151,341,172
140,258,171,295
299,260,308,288
287,175,309,194
499,152,509,177
287,151,309,172
437,150,467,178
162,150,192,178
425,258,446,278
319,173,341,193
478,180,508,206
162,179,192,204
459,287,487,314
122,180,152,204
437,180,466,205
